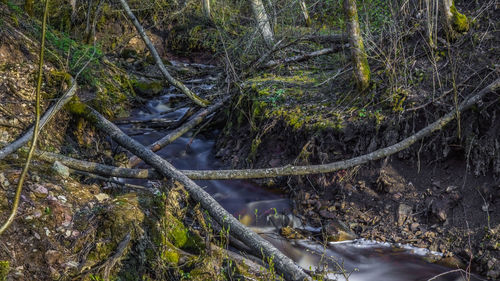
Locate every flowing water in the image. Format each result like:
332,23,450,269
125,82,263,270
117,75,484,281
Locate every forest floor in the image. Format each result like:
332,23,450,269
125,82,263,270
0,1,499,280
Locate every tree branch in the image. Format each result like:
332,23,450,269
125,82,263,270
0,78,77,161
118,0,210,107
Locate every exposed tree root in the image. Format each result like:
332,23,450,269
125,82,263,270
84,106,312,281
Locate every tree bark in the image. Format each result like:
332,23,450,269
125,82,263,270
440,0,469,40
24,0,34,17
0,78,77,161
118,0,210,107
343,0,370,91
83,107,311,281
250,0,275,47
202,0,211,19
299,0,311,27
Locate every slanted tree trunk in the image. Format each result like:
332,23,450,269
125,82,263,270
202,0,211,19
24,0,34,17
440,0,469,40
343,0,370,91
250,0,275,47
299,0,311,27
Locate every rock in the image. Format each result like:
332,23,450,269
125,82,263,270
94,193,110,202
280,227,304,239
0,173,10,188
410,222,420,232
323,220,357,242
44,250,62,265
397,203,412,226
52,161,70,178
32,184,48,198
436,256,465,269
319,209,336,219
49,266,60,280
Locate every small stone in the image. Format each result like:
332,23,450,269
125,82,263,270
95,193,110,202
57,195,67,203
49,266,60,280
45,250,61,265
0,173,10,188
52,161,70,179
410,222,420,232
32,184,48,198
445,186,457,193
397,203,412,226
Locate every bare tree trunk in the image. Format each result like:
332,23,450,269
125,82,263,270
299,0,311,27
440,0,469,40
202,0,211,19
250,0,275,47
343,0,370,91
24,0,34,17
84,107,312,281
425,0,438,49
118,0,210,107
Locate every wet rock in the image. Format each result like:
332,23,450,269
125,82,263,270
52,161,70,179
280,227,304,239
323,220,357,242
397,203,412,226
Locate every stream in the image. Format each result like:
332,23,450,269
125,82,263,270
117,71,483,281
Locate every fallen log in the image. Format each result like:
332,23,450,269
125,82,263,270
37,79,499,182
118,0,209,107
128,96,229,167
262,45,346,69
0,77,77,161
83,106,311,281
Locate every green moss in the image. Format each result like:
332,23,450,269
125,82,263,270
0,261,9,281
131,79,164,97
450,4,469,33
66,96,87,115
